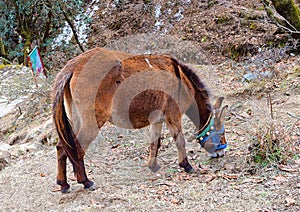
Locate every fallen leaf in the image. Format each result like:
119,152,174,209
149,177,159,182
285,197,296,206
156,190,164,195
111,144,120,149
220,173,238,180
273,174,287,182
157,182,177,187
139,184,148,190
51,188,62,192
91,198,96,205
242,177,264,184
230,150,244,157
198,167,211,174
205,174,216,183
161,185,170,191
254,209,270,212
170,198,180,204
241,111,250,118
177,172,191,181
278,165,297,172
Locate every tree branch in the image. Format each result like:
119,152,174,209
60,6,85,52
262,0,300,39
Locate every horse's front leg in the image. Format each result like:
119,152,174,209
148,122,163,172
167,123,195,173
56,141,70,193
175,131,195,173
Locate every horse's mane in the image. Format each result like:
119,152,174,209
171,57,210,103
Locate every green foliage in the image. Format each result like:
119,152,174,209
201,36,207,43
208,0,218,8
216,15,231,24
143,0,153,4
271,0,300,30
0,0,87,67
249,22,257,30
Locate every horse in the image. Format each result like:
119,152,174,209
52,47,228,193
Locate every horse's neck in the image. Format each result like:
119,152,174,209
197,96,212,131
186,91,212,130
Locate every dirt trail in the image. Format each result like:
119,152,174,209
0,59,299,211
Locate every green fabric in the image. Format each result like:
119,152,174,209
196,118,214,139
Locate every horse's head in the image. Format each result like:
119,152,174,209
196,97,228,158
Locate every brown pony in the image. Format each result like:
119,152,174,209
52,47,228,193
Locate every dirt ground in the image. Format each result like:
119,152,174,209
0,52,299,211
0,0,300,210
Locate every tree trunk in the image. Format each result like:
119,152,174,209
0,37,6,58
271,0,300,30
21,26,33,65
61,9,85,53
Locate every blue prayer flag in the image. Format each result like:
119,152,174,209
28,47,45,77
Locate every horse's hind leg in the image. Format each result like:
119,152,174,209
71,127,99,191
148,122,163,172
56,141,91,193
56,140,70,193
166,119,195,173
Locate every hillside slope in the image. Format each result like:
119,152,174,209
88,0,282,63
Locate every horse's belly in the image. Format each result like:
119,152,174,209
109,111,150,129
110,91,166,129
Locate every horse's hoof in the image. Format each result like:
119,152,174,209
61,187,70,193
85,184,97,191
84,181,96,191
185,166,195,173
57,181,70,193
149,164,161,172
61,185,71,193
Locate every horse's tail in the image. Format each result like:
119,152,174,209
52,70,79,164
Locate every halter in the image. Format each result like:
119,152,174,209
195,116,228,154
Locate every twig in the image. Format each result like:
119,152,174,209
268,93,274,120
287,112,300,120
262,1,300,38
0,57,12,64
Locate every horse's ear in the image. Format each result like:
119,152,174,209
213,97,224,110
214,105,228,129
219,105,228,123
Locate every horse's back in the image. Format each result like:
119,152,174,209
110,54,195,129
59,48,195,131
